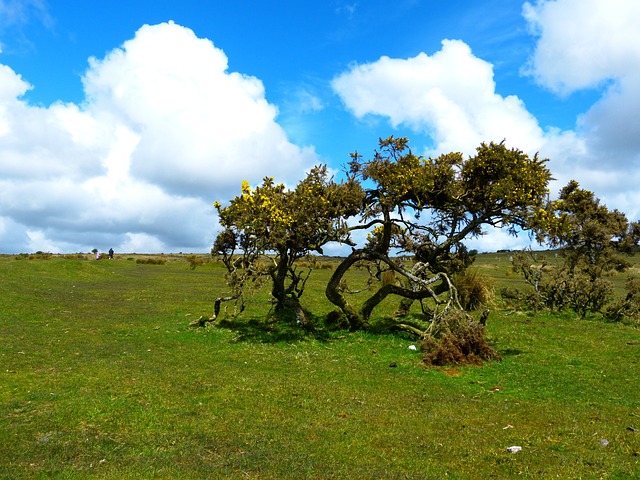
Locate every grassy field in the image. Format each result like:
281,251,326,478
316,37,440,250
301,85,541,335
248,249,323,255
1,253,639,479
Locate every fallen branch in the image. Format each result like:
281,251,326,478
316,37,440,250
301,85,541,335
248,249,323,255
189,294,244,327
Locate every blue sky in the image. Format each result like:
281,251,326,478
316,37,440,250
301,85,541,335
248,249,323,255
0,0,639,254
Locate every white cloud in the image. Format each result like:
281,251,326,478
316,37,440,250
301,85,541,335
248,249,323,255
332,2,640,253
295,89,324,113
26,229,58,253
119,233,168,254
0,64,30,99
523,0,640,165
523,0,640,209
465,227,539,254
0,22,318,253
331,40,556,253
2,4,639,257
332,39,545,157
336,3,357,18
523,0,640,94
82,21,316,199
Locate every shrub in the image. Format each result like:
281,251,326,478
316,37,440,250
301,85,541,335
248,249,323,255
499,286,540,311
186,255,207,270
22,252,52,260
63,254,87,260
297,260,334,270
453,268,494,310
603,276,640,323
136,257,166,265
325,310,349,330
420,310,500,366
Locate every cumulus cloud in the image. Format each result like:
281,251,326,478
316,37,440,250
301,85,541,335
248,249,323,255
522,0,640,94
0,22,318,253
332,39,545,157
465,227,539,254
332,1,640,250
83,22,316,198
524,0,640,216
331,40,556,253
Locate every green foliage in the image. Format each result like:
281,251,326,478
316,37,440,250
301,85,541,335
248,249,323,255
213,166,364,326
510,182,640,318
211,136,554,371
185,254,207,270
136,257,167,265
351,138,551,273
545,180,639,276
15,252,53,260
326,137,553,334
603,276,640,324
63,253,88,260
453,268,495,311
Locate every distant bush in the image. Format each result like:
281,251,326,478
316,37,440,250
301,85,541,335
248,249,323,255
500,286,529,308
603,276,640,324
186,255,207,270
63,254,87,260
16,252,53,260
381,269,397,286
136,257,166,265
297,260,334,270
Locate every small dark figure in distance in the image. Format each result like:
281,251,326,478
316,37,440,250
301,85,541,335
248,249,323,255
108,248,114,259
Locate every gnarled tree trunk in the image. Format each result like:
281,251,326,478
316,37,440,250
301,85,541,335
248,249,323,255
326,248,460,331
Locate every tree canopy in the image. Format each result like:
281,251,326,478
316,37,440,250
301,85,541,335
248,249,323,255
208,135,639,358
510,181,640,316
212,165,363,326
324,137,553,330
205,135,640,364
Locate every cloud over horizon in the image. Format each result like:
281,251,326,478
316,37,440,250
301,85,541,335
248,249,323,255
0,22,318,253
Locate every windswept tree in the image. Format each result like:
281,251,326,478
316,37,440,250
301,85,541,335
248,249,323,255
326,137,553,332
510,180,640,317
210,165,364,327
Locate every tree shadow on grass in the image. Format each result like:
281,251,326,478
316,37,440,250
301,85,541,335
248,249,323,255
368,316,429,339
214,313,334,344
499,348,524,357
208,310,432,344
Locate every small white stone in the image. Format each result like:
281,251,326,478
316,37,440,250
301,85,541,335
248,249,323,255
408,345,418,351
506,446,522,453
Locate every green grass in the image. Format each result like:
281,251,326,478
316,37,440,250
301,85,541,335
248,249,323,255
1,254,639,479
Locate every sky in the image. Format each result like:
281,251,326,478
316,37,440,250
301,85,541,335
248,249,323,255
0,0,639,254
